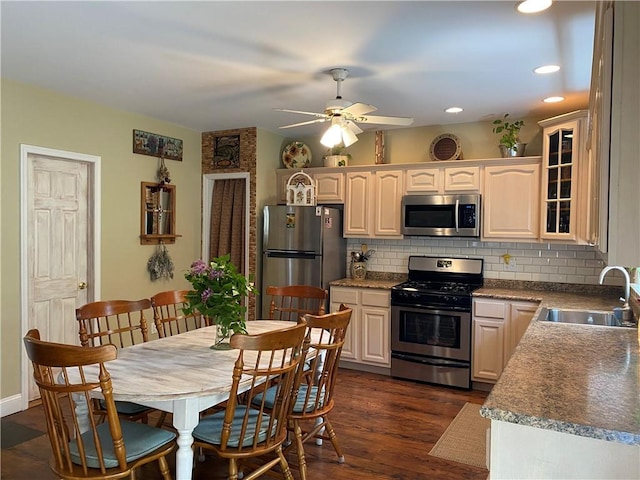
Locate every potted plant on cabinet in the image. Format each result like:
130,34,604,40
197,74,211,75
492,114,527,157
323,144,351,167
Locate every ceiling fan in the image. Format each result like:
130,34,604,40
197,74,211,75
276,68,414,147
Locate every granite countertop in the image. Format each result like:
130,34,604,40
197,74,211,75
477,282,640,446
330,272,406,290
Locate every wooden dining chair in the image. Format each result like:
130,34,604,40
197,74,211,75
266,285,328,321
76,299,152,348
151,289,209,338
75,299,159,426
253,304,352,480
23,329,176,480
192,321,308,480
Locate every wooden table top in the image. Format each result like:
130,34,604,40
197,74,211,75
84,320,305,402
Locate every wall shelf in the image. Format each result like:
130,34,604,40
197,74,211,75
140,182,180,245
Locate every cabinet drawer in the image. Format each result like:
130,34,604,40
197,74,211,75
331,288,359,305
361,290,390,308
474,299,506,318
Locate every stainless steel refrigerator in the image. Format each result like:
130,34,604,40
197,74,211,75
261,205,346,318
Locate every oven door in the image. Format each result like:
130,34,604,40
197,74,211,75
391,304,471,362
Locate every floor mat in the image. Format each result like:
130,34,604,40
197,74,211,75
428,402,490,469
1,420,45,449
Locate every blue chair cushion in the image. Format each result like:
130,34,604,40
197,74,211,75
99,399,151,415
193,406,276,447
253,384,324,413
69,420,176,469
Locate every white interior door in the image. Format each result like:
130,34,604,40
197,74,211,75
21,145,100,404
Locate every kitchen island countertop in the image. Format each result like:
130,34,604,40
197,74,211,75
476,286,639,446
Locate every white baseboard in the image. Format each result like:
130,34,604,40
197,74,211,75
1,394,25,417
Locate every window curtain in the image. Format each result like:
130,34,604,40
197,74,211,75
209,179,245,272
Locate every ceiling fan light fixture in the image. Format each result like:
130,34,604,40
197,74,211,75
517,0,552,14
534,64,560,74
320,123,344,148
342,126,358,147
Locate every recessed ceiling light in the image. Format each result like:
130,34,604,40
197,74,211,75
543,96,565,103
534,64,560,74
517,0,552,14
445,107,463,113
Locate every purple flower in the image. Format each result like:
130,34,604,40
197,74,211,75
190,259,208,275
208,269,224,280
201,288,212,303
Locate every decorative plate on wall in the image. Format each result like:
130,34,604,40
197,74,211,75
282,142,312,169
429,133,462,161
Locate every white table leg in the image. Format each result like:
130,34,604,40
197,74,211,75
172,398,200,480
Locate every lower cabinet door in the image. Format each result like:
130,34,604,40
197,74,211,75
472,317,506,382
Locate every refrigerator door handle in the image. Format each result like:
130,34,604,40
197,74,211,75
265,250,318,259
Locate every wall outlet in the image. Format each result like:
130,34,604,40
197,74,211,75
504,257,517,272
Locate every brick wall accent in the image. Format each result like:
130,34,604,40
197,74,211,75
202,127,258,320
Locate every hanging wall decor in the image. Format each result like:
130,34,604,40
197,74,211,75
213,134,241,169
133,130,183,161
146,243,174,280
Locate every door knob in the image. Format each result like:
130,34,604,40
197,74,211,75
78,282,87,290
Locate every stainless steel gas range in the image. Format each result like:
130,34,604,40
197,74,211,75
390,256,483,389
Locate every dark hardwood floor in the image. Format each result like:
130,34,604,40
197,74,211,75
1,369,489,480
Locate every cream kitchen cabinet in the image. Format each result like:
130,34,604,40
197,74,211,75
276,168,345,204
590,2,640,265
482,159,541,240
344,169,403,238
330,286,391,369
472,298,538,383
405,165,481,193
314,171,345,203
538,111,588,242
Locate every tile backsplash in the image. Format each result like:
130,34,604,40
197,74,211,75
346,237,626,286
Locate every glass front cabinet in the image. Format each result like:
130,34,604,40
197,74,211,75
538,110,588,242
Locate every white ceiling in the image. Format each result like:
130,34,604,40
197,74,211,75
1,1,596,138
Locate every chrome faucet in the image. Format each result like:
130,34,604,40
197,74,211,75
598,266,632,321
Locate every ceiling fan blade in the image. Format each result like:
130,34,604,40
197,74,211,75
345,120,363,135
274,108,328,119
353,114,414,126
279,118,329,129
342,102,377,117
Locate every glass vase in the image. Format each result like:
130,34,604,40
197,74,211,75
211,322,232,350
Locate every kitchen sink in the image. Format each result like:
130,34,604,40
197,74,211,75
544,308,622,326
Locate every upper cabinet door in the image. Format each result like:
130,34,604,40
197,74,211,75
538,111,587,242
443,166,481,192
373,170,404,238
405,167,441,193
482,162,540,240
344,171,372,237
315,171,345,203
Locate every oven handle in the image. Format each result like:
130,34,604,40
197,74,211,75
390,303,472,314
391,352,469,368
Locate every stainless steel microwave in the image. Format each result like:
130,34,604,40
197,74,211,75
401,194,480,237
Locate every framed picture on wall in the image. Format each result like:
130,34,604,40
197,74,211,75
133,129,183,161
213,134,240,168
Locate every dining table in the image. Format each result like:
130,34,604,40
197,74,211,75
70,320,314,480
